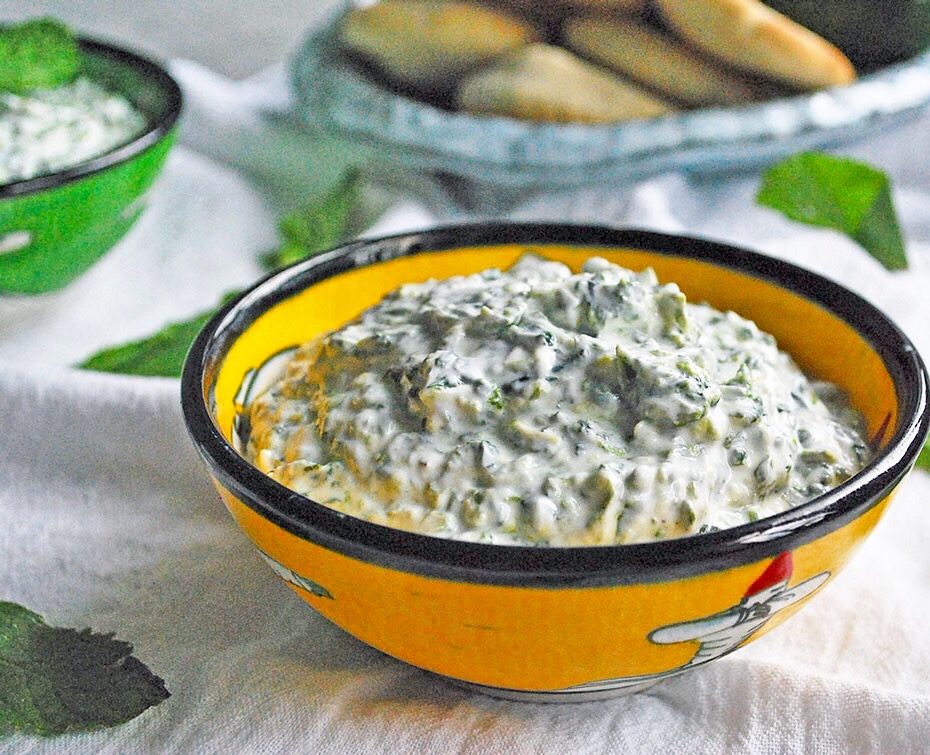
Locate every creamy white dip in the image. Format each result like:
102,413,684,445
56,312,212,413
246,255,870,546
0,76,145,185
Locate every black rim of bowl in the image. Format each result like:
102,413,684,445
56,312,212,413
0,37,183,200
181,223,930,588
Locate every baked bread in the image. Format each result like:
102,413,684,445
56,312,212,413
655,0,856,90
340,0,538,92
455,43,674,123
565,14,764,106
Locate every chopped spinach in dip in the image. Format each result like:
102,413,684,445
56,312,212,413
246,254,870,546
0,77,145,185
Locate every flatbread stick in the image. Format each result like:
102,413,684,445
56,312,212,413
340,0,537,91
655,0,856,90
565,14,763,106
456,43,674,123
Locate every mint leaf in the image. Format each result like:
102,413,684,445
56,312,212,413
916,441,930,472
78,306,220,378
0,601,169,737
0,18,81,94
756,152,908,271
78,169,362,377
262,169,361,270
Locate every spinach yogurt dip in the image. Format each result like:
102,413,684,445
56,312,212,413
246,254,870,546
0,77,145,185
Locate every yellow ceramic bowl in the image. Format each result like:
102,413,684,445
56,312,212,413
181,224,929,701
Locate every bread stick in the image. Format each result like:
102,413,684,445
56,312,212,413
455,43,674,123
340,0,538,92
655,0,856,90
565,15,763,106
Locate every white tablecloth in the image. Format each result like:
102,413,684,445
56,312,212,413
2,59,930,754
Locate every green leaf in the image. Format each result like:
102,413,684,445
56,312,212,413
0,601,169,737
77,169,363,377
756,152,908,271
262,169,361,270
78,306,220,378
0,18,81,94
916,440,930,472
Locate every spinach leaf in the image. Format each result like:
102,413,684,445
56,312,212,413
756,152,908,271
0,602,168,737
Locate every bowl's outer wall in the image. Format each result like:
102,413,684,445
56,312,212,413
215,476,896,691
0,131,176,294
193,236,922,693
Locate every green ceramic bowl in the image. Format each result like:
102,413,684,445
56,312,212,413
0,37,182,295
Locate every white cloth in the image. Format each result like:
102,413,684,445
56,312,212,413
2,61,930,754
